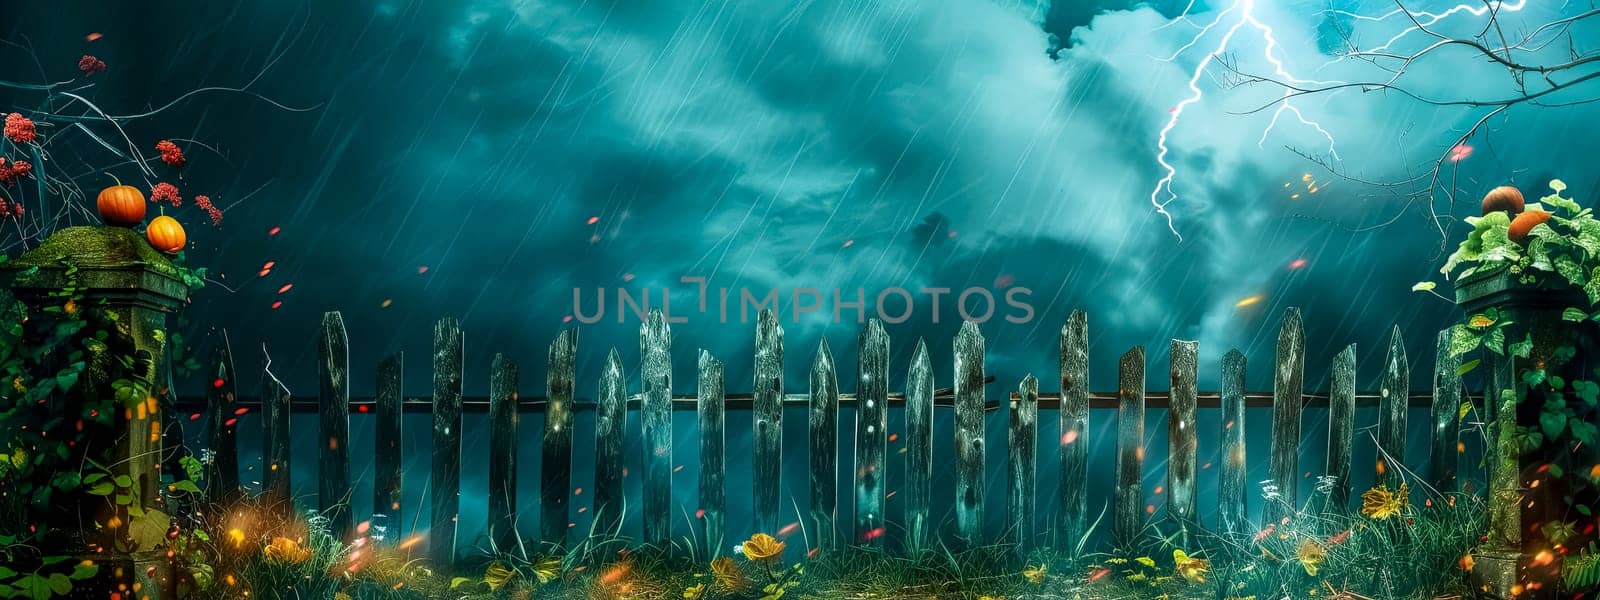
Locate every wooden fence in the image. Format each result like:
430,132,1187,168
181,306,1471,563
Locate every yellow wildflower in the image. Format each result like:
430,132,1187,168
1173,550,1208,584
1296,539,1326,576
683,582,706,599
1022,564,1046,584
226,528,246,549
12,376,25,393
63,299,77,316
710,556,747,593
1134,556,1157,568
1459,554,1475,572
484,561,516,591
742,533,786,562
1360,482,1408,520
263,537,311,564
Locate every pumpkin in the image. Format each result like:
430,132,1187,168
96,184,147,226
1481,185,1525,217
146,215,187,254
1507,210,1551,245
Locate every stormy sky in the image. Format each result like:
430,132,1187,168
5,0,1598,547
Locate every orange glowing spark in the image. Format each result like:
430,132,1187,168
276,284,293,294
842,239,854,248
417,265,429,274
398,535,424,550
1089,568,1110,582
861,527,885,541
1062,430,1079,444
778,522,800,537
270,301,282,310
587,216,600,225
86,32,103,41
1235,295,1262,308
381,299,393,308
268,226,281,236
1288,258,1307,270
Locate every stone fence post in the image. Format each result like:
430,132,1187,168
3,226,188,599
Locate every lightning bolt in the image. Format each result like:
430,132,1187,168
1147,0,1525,240
1148,0,1339,240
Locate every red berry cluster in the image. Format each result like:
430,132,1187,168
3,113,37,144
194,195,222,226
0,157,31,186
150,182,181,207
0,199,24,218
155,139,185,167
78,55,106,76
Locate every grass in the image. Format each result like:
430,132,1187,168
197,477,1485,600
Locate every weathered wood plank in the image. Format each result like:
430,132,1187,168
1379,325,1408,486
206,341,240,504
1007,375,1039,549
954,321,987,546
1114,346,1145,545
594,350,626,535
855,320,889,546
1167,340,1198,527
904,339,934,553
318,313,351,539
1429,328,1461,491
699,351,726,555
640,310,673,546
542,330,577,548
808,341,839,552
430,317,464,564
261,372,292,512
1219,349,1248,536
1266,308,1304,525
1057,310,1088,551
1326,344,1356,512
374,353,403,540
753,309,784,535
488,354,521,553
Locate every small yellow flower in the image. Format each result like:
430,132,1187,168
710,556,747,593
742,533,786,562
12,376,25,393
63,299,77,316
1173,550,1208,584
1296,539,1326,576
1022,564,1046,584
1134,556,1157,568
226,528,246,549
1360,482,1408,520
1459,554,1475,572
263,536,310,564
683,583,707,599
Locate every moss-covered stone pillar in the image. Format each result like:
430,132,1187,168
1457,267,1592,599
3,226,188,599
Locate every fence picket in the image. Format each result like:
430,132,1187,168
905,340,934,553
699,351,727,555
855,320,889,546
1114,346,1145,545
954,321,987,546
542,330,577,548
262,373,291,511
754,309,784,535
1266,308,1304,524
1167,340,1198,527
206,341,239,504
1380,325,1408,485
1327,344,1356,511
318,313,351,539
1058,310,1088,551
374,353,403,538
488,354,521,552
430,317,464,564
1219,349,1247,535
594,350,626,535
1430,328,1461,490
808,341,838,552
1007,375,1038,548
641,310,673,546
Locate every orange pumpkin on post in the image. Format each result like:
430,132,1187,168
96,184,147,226
146,215,187,254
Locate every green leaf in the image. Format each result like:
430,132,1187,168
69,563,97,580
1448,324,1482,357
1549,463,1567,478
46,573,70,596
1524,369,1548,388
1571,420,1599,446
168,480,201,494
1564,307,1588,322
1457,358,1480,376
1510,334,1534,359
1541,407,1569,440
1442,211,1518,275
1412,281,1437,292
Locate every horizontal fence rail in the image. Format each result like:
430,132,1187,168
188,306,1483,564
